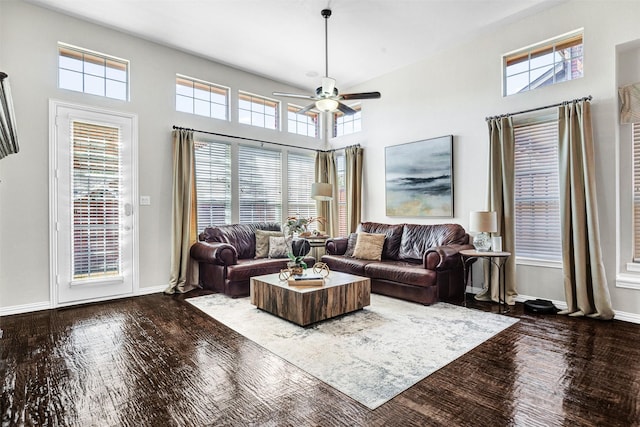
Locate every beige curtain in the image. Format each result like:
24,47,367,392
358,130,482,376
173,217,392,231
315,151,339,236
345,145,364,234
165,129,199,294
619,82,640,124
475,116,517,305
557,101,614,319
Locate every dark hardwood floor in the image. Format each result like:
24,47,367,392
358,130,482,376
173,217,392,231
1,290,639,427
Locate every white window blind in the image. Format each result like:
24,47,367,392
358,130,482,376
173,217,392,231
287,152,317,226
633,123,640,261
194,140,232,232
238,145,282,223
72,120,121,279
514,119,562,261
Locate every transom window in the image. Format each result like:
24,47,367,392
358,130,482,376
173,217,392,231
333,104,361,137
238,91,279,130
58,43,128,101
287,105,319,138
176,75,229,121
504,30,583,96
514,118,562,262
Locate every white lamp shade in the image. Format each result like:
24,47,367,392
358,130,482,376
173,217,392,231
315,98,339,112
469,211,498,233
311,182,333,201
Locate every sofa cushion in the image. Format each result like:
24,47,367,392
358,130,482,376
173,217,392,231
399,223,468,262
353,232,386,261
321,254,375,276
364,261,437,288
255,229,285,258
268,236,290,258
344,233,358,257
360,222,404,260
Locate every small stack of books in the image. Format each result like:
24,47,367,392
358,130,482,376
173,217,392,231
288,273,324,287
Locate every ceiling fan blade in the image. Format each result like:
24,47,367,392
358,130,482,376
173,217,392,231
321,77,336,97
340,91,382,100
272,92,316,100
336,102,357,115
295,103,317,115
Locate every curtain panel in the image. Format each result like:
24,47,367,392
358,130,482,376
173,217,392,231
345,146,363,234
315,151,339,237
165,129,199,294
557,100,614,319
475,116,518,305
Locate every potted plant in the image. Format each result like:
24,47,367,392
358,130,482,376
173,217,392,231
284,215,325,274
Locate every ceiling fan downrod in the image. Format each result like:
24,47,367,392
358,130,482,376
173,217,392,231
322,8,331,79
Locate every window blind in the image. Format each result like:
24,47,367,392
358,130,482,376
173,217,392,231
287,152,317,226
633,123,640,260
514,120,562,261
238,145,282,223
71,120,121,279
194,140,232,232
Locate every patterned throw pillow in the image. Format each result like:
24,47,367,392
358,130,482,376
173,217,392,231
255,229,285,259
344,233,358,257
268,236,290,259
353,232,386,261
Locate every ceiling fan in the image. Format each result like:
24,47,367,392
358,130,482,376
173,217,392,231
273,8,381,115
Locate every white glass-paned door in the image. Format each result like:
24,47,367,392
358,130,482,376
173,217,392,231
52,102,137,305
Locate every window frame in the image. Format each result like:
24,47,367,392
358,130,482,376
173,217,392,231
176,74,230,121
333,104,362,138
58,42,129,101
287,104,320,138
238,91,280,130
503,29,583,97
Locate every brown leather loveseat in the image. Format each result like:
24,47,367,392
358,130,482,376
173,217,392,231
190,222,315,297
321,222,473,305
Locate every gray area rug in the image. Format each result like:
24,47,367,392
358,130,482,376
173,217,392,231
187,293,518,409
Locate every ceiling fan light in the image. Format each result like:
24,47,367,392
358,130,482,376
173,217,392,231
316,98,339,112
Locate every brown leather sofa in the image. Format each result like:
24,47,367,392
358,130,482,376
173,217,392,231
190,222,315,297
321,222,473,305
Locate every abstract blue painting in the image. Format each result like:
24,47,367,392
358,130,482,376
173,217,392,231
385,135,453,217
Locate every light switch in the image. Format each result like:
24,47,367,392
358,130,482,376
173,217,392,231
140,195,151,206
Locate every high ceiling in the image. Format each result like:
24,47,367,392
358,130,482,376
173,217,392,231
26,0,565,92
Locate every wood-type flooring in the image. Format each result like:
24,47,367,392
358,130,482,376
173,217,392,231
1,290,639,426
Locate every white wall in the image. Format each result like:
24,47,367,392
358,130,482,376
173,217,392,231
333,0,640,319
0,1,323,310
2,0,640,321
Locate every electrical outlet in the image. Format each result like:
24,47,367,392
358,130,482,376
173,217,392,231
140,196,151,206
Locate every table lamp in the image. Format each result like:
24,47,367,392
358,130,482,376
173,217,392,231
469,211,497,252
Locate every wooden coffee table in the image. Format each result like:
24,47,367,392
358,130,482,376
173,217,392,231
250,271,371,326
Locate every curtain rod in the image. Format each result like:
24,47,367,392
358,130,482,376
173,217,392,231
172,125,359,153
485,95,592,121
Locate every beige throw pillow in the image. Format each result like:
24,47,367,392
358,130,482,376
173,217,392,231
353,232,385,261
268,236,290,259
255,229,284,259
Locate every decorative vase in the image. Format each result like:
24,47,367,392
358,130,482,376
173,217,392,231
287,262,304,275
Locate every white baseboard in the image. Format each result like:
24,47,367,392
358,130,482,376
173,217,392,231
0,301,52,317
0,285,167,317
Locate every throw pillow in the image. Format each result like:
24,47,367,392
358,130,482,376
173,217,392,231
344,232,358,257
353,232,386,261
268,236,290,259
255,229,284,259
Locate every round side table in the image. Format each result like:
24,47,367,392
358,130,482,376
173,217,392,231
460,249,511,313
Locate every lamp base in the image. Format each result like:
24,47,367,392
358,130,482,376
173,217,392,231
473,232,492,252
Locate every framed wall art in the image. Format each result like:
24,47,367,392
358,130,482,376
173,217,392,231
385,135,453,217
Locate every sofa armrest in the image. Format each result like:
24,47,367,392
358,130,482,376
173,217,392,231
424,243,474,270
190,241,238,266
325,237,348,255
